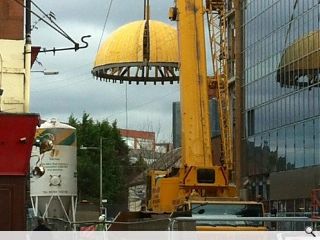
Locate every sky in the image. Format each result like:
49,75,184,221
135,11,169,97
30,0,179,142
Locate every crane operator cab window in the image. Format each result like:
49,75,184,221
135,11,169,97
190,202,264,227
197,169,215,183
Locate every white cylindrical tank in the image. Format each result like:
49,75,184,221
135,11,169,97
30,118,77,222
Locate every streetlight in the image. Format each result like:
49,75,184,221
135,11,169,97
101,199,108,220
31,70,59,75
80,137,108,215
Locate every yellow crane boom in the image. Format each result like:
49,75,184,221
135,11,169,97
145,0,237,214
172,0,235,193
175,0,213,169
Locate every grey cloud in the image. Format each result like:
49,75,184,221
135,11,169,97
32,0,174,28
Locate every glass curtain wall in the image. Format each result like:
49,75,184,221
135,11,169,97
243,0,320,177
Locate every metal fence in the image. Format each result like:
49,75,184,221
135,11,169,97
28,215,320,231
169,216,320,231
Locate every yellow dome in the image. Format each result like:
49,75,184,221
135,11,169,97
92,20,179,84
277,31,320,88
278,31,319,71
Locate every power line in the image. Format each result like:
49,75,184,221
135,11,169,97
31,1,73,42
32,69,91,85
107,88,179,119
11,0,77,45
32,61,94,80
32,83,178,117
31,75,94,93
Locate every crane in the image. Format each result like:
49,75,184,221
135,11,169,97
109,0,265,231
144,0,265,230
149,0,236,212
146,0,236,212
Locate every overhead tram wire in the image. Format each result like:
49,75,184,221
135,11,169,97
16,0,116,84
106,88,179,119
33,86,179,124
31,66,91,81
33,60,98,81
11,0,77,45
30,1,74,42
96,0,114,54
31,80,92,94
31,74,97,93
31,70,92,88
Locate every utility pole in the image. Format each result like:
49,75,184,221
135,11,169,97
99,137,103,213
24,0,32,112
80,137,108,215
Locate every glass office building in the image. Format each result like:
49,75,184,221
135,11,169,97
242,0,320,213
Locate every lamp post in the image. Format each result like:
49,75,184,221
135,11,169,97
80,137,108,215
31,70,59,75
99,137,103,212
101,199,108,220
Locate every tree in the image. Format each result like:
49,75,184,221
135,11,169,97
68,113,129,204
132,155,148,173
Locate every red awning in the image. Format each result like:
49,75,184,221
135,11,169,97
0,113,40,175
31,46,41,67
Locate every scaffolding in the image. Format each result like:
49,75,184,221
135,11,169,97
206,0,233,173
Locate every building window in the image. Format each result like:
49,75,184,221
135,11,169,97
286,126,295,170
248,109,255,136
304,120,315,166
294,124,304,168
243,0,320,176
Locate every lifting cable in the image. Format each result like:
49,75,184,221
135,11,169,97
96,0,114,53
283,0,299,49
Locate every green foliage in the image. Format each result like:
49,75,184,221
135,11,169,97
68,113,129,204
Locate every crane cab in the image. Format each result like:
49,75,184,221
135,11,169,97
172,200,266,231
